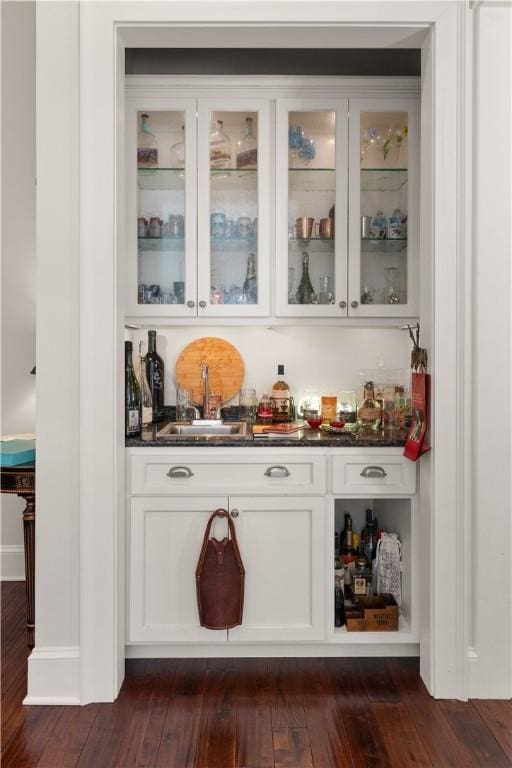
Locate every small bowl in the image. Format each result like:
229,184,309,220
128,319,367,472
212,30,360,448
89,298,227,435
306,416,322,429
329,419,346,430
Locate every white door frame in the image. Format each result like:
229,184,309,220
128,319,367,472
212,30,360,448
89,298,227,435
64,2,474,703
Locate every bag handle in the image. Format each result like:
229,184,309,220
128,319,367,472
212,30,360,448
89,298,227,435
200,507,241,550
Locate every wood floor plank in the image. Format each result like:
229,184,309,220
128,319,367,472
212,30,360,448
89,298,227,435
153,658,207,768
195,658,237,768
358,657,402,703
386,659,479,768
1,705,65,768
371,701,433,767
296,658,354,768
131,661,178,768
441,699,512,768
326,658,393,768
36,705,100,768
234,659,274,768
273,727,314,768
473,700,512,762
270,658,307,729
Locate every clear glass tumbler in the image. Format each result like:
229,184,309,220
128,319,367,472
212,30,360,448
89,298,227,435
239,388,258,422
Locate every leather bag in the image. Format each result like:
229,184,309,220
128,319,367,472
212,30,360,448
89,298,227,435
196,508,245,630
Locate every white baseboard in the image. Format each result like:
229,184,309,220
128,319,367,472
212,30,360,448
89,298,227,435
24,646,80,705
126,642,420,659
1,545,25,581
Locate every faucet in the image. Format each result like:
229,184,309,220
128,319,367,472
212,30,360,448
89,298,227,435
201,362,209,418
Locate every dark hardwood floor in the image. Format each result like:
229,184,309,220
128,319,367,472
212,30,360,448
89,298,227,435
2,581,511,767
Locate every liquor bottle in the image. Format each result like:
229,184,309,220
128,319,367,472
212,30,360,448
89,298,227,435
353,553,372,598
210,119,231,169
340,515,358,567
140,353,153,441
125,342,141,437
169,124,185,168
295,251,315,304
242,253,257,304
271,364,290,423
146,330,165,422
334,575,346,628
357,381,382,431
362,520,377,565
338,512,350,555
137,113,158,168
236,116,257,169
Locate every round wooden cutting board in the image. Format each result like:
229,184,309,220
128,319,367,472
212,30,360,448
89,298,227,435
175,337,245,405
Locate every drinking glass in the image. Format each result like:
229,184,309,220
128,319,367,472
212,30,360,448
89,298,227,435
176,386,192,421
339,391,357,423
239,388,258,422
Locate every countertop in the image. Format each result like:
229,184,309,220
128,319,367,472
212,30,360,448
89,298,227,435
126,427,408,449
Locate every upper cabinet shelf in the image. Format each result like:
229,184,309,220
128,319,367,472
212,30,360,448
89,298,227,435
361,169,408,192
288,168,336,192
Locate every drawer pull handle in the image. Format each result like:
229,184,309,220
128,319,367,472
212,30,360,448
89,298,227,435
167,465,194,479
264,465,291,478
360,465,387,479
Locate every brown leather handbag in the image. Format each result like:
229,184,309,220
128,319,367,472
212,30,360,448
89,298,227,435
196,508,245,630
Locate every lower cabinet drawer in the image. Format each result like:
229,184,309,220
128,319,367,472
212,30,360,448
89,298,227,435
331,453,416,495
130,453,326,495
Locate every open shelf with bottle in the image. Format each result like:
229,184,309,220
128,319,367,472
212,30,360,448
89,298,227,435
328,497,418,645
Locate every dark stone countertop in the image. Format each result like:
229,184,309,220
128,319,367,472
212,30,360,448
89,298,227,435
126,427,408,449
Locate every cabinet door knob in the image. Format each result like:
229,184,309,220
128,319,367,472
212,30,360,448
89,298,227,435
360,465,388,478
338,300,347,309
199,300,207,308
264,465,291,478
351,300,359,309
167,465,194,478
186,300,195,308
230,509,239,518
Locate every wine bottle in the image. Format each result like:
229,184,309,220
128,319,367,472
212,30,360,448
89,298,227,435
125,341,141,437
271,364,290,423
334,576,346,628
140,353,153,441
295,251,315,304
242,253,257,304
146,330,164,422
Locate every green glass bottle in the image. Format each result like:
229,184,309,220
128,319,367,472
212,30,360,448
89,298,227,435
295,251,315,304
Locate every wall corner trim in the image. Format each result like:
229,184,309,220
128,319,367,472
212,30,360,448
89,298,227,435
25,646,81,705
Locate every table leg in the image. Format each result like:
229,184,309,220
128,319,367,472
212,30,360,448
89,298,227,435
22,495,35,649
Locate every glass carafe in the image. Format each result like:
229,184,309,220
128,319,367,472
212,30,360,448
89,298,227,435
137,113,158,168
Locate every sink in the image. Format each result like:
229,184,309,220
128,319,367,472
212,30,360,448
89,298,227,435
156,420,250,441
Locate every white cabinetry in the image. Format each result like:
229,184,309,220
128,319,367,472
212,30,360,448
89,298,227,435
228,496,325,642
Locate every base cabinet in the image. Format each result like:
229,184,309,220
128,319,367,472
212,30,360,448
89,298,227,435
129,494,325,644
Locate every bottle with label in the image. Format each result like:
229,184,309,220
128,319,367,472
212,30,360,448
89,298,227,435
146,330,165,423
210,119,231,169
137,113,158,168
169,124,185,168
357,381,382,431
334,575,346,628
271,364,290,423
140,353,153,441
340,514,358,567
295,251,316,305
125,341,141,437
236,117,257,169
242,253,257,304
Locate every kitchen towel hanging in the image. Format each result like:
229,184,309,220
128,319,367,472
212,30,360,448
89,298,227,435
196,508,245,630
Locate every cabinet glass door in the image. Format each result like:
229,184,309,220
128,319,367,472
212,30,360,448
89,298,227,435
276,100,348,317
348,100,419,317
126,101,197,316
197,101,270,316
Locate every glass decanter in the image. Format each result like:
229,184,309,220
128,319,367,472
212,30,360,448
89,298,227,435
384,266,401,304
210,119,231,169
169,124,185,169
236,117,257,169
295,251,316,305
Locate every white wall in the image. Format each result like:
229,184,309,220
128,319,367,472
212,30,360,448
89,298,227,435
0,1,36,580
131,325,411,407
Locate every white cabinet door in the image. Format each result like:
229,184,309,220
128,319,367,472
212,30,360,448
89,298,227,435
129,496,229,642
348,98,420,317
125,94,198,318
275,98,348,317
197,98,270,317
228,496,325,642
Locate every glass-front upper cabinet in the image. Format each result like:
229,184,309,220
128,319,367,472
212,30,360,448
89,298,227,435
348,99,419,317
197,100,270,316
126,99,197,316
275,99,348,317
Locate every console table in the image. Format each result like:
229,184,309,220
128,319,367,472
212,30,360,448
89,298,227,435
1,461,35,648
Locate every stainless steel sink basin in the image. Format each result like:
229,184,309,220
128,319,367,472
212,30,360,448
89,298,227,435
156,420,249,441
